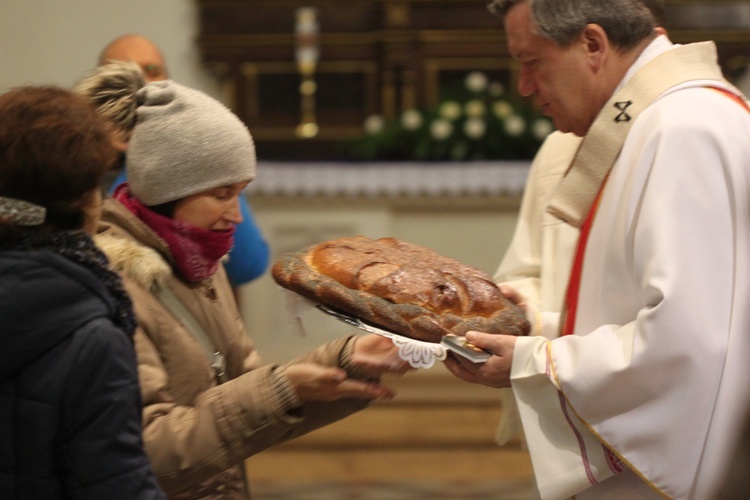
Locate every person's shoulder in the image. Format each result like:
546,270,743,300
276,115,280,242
645,84,750,133
71,317,134,359
539,131,581,155
60,318,141,413
96,207,173,293
529,131,582,182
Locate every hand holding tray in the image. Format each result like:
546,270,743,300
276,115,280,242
315,304,491,367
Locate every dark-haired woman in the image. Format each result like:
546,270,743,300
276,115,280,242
0,86,164,499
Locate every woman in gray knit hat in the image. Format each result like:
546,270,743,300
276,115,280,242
76,63,409,499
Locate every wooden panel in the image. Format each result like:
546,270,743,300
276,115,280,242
197,0,750,160
239,60,378,139
266,403,510,449
200,0,379,35
243,372,533,485
245,448,533,483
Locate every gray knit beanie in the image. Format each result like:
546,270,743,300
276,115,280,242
127,80,256,206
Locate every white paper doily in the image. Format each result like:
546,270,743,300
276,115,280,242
315,303,447,369
386,334,447,369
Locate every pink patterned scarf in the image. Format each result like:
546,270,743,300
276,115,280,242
114,185,234,282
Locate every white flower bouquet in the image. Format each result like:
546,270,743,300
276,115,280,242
348,71,554,161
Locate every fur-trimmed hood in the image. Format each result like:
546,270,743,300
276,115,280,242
95,197,177,292
95,232,171,292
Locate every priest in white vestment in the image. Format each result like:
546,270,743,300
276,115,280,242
444,1,750,499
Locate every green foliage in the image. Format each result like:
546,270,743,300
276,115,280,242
347,71,554,162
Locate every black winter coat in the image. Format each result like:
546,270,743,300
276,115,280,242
0,250,164,499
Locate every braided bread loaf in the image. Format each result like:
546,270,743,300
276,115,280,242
272,236,530,343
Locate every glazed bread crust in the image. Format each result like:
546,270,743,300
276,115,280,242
272,236,530,343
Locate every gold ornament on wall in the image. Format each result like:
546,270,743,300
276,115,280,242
295,7,319,138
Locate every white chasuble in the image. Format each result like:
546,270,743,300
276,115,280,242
512,37,750,499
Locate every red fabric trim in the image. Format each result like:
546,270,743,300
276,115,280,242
560,182,607,336
710,87,750,112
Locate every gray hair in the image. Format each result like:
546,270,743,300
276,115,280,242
74,61,146,135
488,0,656,51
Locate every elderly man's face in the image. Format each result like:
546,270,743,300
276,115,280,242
504,3,598,136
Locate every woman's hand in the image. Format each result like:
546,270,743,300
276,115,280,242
284,362,395,402
350,334,412,378
443,331,516,388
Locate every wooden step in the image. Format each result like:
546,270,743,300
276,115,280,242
244,369,532,484
245,448,532,483
268,400,516,449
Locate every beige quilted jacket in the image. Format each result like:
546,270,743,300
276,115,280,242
96,199,369,499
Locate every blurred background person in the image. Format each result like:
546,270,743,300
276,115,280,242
95,34,270,290
100,34,169,81
0,85,164,499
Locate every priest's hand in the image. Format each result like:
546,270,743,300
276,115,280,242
499,284,528,313
443,331,515,388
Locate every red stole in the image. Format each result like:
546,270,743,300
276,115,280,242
559,88,748,337
559,181,607,337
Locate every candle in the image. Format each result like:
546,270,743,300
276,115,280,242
295,7,319,70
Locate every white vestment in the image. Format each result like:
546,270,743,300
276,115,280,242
493,132,581,446
494,131,582,334
512,37,750,499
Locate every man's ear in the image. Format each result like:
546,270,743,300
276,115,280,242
580,24,609,70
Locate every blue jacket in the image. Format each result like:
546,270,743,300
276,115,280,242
0,250,164,499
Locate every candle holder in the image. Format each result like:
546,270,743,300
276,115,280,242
295,7,319,138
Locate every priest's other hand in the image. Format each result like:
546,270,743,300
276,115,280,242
443,331,515,388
